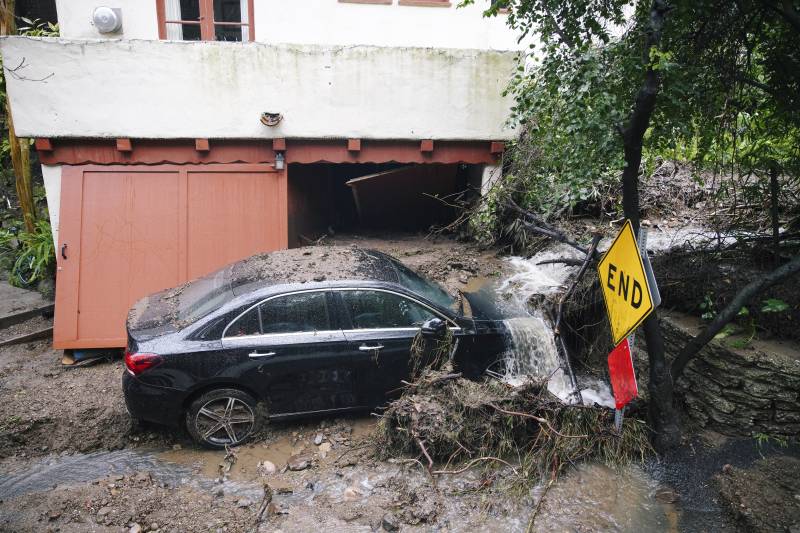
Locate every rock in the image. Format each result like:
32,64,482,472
172,444,182,450
97,506,113,517
343,486,362,501
129,524,142,533
150,523,159,531
318,442,332,459
236,498,252,508
257,460,277,476
134,471,151,484
47,511,61,521
382,513,400,531
214,486,224,498
287,454,311,471
654,488,680,504
314,433,324,445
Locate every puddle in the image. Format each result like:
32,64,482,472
158,417,376,484
533,463,680,532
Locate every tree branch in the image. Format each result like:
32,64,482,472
505,198,599,259
671,254,800,379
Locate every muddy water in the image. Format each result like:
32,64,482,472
0,437,684,531
467,245,616,408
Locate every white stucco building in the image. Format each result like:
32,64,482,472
0,0,521,348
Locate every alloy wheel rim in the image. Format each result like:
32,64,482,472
195,397,255,446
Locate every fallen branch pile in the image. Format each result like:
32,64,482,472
377,367,652,480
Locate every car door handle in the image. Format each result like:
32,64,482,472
358,344,384,351
249,351,276,359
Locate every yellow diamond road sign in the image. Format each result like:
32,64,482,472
598,220,655,345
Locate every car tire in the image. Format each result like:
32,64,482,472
186,388,262,449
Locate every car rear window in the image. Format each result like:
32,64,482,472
176,267,235,325
224,291,331,337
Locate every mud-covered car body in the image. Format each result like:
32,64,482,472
122,247,507,444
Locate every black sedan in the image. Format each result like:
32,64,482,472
123,246,508,448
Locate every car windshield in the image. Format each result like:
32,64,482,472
176,266,235,325
392,260,457,312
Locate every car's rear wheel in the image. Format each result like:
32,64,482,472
186,388,261,449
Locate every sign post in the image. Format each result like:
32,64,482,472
598,220,660,430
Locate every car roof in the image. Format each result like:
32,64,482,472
228,246,399,296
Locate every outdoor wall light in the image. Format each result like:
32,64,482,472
275,152,285,170
260,112,283,127
92,7,123,34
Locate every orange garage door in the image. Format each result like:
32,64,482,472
54,164,287,349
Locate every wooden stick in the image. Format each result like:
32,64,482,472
526,479,554,533
432,456,520,477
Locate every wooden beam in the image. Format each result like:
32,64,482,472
34,138,53,152
195,138,210,152
116,138,133,152
272,138,286,151
420,139,434,153
490,141,505,155
0,326,53,348
347,138,361,152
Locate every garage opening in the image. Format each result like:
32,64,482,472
288,163,483,245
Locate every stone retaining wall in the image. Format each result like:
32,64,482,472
660,315,800,436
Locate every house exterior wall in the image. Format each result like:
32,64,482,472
55,0,160,40
55,0,518,51
0,37,517,141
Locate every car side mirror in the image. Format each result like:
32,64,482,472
420,317,447,338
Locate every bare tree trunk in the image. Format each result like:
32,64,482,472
620,0,681,451
770,168,780,262
1,0,36,233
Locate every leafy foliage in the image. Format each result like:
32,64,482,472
761,298,789,314
0,219,55,288
469,0,800,229
16,17,59,37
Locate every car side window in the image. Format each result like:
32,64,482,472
224,291,330,337
341,290,436,329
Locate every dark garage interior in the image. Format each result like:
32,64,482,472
287,163,483,245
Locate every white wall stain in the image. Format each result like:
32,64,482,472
0,37,518,140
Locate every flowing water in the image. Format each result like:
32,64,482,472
483,244,615,407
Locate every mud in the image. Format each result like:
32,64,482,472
715,455,800,532
1,233,797,532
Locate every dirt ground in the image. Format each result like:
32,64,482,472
715,455,800,532
0,233,797,532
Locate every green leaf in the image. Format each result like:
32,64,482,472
761,299,789,314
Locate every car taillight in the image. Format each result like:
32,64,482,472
124,350,162,376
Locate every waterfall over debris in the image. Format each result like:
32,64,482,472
497,245,615,408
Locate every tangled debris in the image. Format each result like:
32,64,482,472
377,367,652,481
